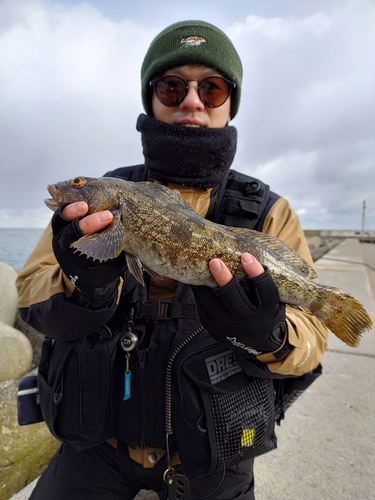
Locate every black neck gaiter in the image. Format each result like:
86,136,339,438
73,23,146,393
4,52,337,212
136,114,237,188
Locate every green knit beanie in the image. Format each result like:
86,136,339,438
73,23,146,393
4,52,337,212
141,20,243,119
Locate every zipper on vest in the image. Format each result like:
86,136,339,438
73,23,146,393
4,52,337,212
138,349,147,445
164,326,204,465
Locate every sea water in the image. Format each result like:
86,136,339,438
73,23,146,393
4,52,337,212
0,228,45,271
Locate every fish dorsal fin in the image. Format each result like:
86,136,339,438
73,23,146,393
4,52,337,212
70,213,125,262
126,253,145,286
225,226,317,280
138,182,196,213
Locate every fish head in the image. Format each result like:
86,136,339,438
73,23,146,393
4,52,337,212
44,176,119,213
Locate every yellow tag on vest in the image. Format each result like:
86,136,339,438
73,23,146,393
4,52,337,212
241,428,255,447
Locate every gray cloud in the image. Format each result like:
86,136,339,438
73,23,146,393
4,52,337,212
229,4,375,229
0,0,374,230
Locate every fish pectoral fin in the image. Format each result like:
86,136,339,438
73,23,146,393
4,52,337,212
142,265,163,281
126,253,145,286
70,215,125,262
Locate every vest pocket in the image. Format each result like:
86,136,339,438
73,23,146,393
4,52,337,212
172,339,277,475
38,330,119,451
38,341,74,441
201,377,277,473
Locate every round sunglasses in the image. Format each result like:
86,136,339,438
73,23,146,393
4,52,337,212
149,75,236,108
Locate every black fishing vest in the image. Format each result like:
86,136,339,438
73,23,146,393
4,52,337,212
107,165,282,462
37,165,284,460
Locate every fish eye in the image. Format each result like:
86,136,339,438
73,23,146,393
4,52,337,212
72,177,84,187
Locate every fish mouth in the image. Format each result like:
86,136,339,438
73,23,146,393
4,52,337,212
44,184,64,212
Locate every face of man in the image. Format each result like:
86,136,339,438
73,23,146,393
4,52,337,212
151,64,232,129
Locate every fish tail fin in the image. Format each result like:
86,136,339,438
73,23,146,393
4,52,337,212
312,284,372,347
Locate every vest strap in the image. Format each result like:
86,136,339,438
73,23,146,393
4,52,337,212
213,172,271,230
131,301,196,321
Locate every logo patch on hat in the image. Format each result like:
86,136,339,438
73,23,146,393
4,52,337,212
180,36,206,48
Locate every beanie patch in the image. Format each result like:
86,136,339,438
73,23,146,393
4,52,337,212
180,36,206,47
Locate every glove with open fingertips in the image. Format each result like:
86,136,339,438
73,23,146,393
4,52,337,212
192,269,287,356
51,207,127,305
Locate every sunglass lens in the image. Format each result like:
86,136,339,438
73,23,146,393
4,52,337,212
199,77,230,107
156,77,186,107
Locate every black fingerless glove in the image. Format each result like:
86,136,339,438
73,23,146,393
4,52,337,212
192,269,287,356
51,207,127,303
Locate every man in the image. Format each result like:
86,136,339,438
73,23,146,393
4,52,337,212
17,20,328,500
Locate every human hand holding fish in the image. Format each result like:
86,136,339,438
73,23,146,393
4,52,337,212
61,201,114,234
51,201,127,302
61,202,266,286
45,176,373,348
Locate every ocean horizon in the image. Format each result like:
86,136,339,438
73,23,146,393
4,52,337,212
0,227,45,271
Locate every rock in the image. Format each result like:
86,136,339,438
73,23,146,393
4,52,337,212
0,262,18,327
0,324,33,382
14,311,44,369
306,236,322,249
0,377,60,500
306,237,341,262
326,238,341,250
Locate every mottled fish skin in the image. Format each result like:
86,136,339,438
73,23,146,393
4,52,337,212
45,176,373,347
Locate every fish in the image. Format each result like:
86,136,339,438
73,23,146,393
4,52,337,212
45,176,373,348
180,36,206,47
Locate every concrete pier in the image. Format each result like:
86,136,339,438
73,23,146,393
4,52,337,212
9,239,375,500
255,239,375,500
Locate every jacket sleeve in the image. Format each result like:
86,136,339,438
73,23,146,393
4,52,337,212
16,223,124,340
239,197,329,377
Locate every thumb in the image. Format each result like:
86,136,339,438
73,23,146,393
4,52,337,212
241,253,265,278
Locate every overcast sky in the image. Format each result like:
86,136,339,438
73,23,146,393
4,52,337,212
0,0,374,230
